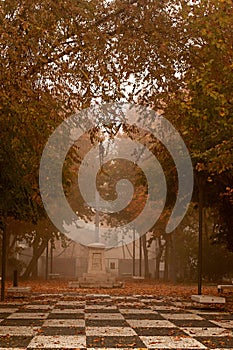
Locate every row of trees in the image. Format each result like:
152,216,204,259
146,207,233,283
1,0,232,280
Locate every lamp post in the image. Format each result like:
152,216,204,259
198,175,204,295
94,190,100,243
1,221,7,301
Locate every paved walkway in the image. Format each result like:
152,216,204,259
0,293,232,349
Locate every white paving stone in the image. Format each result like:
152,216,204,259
211,319,233,328
187,310,230,315
0,302,22,306
85,313,124,320
111,296,126,300
140,336,207,349
116,302,145,308
85,304,117,310
28,335,86,348
0,348,26,350
0,326,38,336
86,326,137,336
43,319,85,327
126,319,175,328
51,308,83,313
24,305,54,311
57,300,85,306
7,312,49,319
119,308,156,314
0,308,18,313
173,302,194,307
140,299,164,303
152,305,181,311
161,313,203,320
87,348,147,350
86,294,110,298
181,327,233,337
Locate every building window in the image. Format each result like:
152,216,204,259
110,262,116,270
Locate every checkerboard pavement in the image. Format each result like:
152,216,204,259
0,293,232,349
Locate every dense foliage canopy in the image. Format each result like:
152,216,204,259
0,0,232,254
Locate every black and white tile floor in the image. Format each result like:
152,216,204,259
0,294,232,349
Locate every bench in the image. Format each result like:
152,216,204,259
121,273,132,277
7,286,32,298
191,294,225,304
217,284,233,294
48,273,60,279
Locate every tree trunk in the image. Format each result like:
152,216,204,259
142,234,149,278
9,233,17,256
22,236,51,279
1,217,7,301
170,232,177,283
139,236,142,276
155,236,164,280
164,237,170,281
132,231,135,276
31,242,39,278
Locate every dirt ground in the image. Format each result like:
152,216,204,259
5,278,217,296
4,278,233,312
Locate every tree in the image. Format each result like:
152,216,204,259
176,0,233,250
1,0,182,232
1,0,138,278
131,0,233,255
1,0,232,286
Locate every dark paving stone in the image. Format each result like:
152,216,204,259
0,313,11,319
149,301,169,304
53,305,84,309
30,301,56,304
87,335,146,348
85,308,119,313
0,304,20,308
172,319,219,328
196,336,233,348
202,314,233,320
1,319,44,326
86,301,112,306
15,309,47,313
28,348,86,350
124,313,165,320
47,313,84,319
41,326,85,335
117,305,150,309
154,309,186,313
0,335,32,347
86,319,129,327
134,327,187,336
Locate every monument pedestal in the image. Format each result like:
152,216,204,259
70,243,123,288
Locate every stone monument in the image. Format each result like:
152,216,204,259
77,242,122,288
69,143,123,288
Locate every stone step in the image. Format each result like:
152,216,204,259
68,279,124,289
79,277,116,284
78,281,124,288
